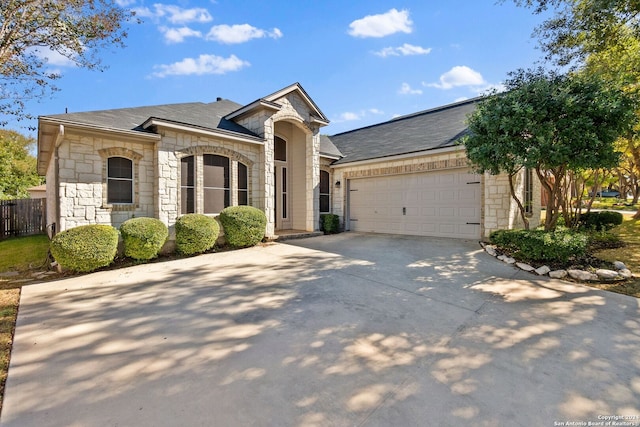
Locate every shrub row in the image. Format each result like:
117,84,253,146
490,228,589,263
50,206,268,272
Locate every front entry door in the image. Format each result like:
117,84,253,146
274,163,291,230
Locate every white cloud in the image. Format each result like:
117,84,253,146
153,4,212,24
473,83,507,94
398,82,422,95
160,26,202,43
151,54,250,77
454,96,469,103
348,8,413,38
334,108,384,122
340,112,361,121
374,43,431,57
115,0,137,6
206,24,282,44
426,65,486,90
29,47,77,67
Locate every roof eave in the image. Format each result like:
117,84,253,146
224,99,282,121
331,145,465,168
142,117,264,144
37,117,161,175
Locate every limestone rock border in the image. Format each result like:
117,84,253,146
480,242,635,283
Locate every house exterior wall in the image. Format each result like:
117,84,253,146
332,148,541,239
236,93,322,235
271,93,321,232
483,169,542,237
155,130,261,232
54,132,156,231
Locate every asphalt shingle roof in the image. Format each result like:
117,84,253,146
328,97,480,165
41,99,258,137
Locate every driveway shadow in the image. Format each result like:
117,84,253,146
1,233,639,426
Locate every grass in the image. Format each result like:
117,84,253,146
589,198,639,211
592,216,640,298
0,234,50,272
0,234,50,414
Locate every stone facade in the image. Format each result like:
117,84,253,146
51,131,156,231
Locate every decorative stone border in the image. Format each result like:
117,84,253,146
480,242,635,282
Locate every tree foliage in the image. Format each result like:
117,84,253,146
0,0,136,125
0,129,44,199
465,68,637,230
511,0,640,66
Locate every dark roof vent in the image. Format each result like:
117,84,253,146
216,97,223,102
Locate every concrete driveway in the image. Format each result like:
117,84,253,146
2,233,639,426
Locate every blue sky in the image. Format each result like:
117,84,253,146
17,0,550,136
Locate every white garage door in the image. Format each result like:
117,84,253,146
348,169,482,239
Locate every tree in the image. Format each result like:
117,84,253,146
465,68,637,231
0,129,43,199
511,0,640,66
0,0,136,125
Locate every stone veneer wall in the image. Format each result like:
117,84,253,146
55,132,156,231
235,92,323,236
483,170,541,237
332,148,541,239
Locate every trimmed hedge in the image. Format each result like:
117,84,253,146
120,217,168,260
175,214,220,256
578,211,624,231
490,228,588,263
219,206,266,248
320,214,340,234
50,225,119,272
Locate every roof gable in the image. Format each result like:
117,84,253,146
225,82,329,126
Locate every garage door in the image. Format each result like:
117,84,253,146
348,169,482,239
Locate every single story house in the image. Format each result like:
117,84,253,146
37,82,540,241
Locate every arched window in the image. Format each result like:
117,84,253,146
107,157,133,204
319,170,330,213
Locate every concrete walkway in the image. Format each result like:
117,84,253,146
1,233,639,426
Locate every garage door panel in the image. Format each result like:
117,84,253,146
349,169,481,239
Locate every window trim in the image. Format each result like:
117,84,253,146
98,148,143,210
319,169,331,213
177,147,253,215
107,157,133,204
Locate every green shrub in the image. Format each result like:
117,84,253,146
175,214,220,256
219,206,266,248
320,214,340,234
578,211,623,231
50,225,119,272
120,217,168,260
490,228,588,263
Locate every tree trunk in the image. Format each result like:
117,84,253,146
508,170,530,230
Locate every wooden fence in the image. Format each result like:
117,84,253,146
0,198,47,240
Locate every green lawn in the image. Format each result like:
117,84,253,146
593,216,640,298
0,234,50,413
0,234,50,272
